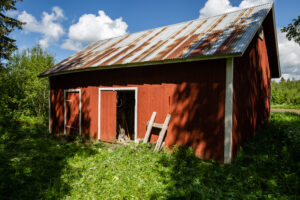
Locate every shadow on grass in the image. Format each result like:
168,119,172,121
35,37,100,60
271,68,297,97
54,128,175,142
0,118,99,200
152,113,300,199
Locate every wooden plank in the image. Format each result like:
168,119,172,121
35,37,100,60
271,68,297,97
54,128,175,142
154,114,171,151
143,112,157,143
146,121,163,129
100,91,117,142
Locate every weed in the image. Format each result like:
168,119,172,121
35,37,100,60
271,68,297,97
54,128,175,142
0,113,299,199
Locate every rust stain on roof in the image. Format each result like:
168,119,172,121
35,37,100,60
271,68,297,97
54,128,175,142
100,45,136,66
160,19,208,60
153,21,200,60
207,14,227,32
80,48,120,68
215,25,247,54
190,30,224,57
167,33,204,59
113,30,156,64
229,8,248,28
190,19,208,35
214,8,254,55
88,40,111,53
54,53,85,72
133,40,166,62
40,3,273,77
170,21,194,39
154,36,186,60
240,7,254,24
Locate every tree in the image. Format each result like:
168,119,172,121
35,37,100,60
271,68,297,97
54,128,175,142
0,0,24,68
0,46,54,120
281,15,300,45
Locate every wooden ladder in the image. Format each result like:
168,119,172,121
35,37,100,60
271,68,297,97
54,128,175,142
143,112,171,151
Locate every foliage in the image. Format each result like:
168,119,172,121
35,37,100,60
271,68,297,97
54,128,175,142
281,15,300,45
0,0,24,68
271,78,300,108
0,46,54,121
0,113,299,199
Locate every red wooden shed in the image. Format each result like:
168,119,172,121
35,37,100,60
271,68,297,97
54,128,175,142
40,3,280,163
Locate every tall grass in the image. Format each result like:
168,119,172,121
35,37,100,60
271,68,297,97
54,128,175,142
0,113,299,199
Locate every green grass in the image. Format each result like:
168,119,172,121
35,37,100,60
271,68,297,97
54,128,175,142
271,104,300,109
0,113,299,199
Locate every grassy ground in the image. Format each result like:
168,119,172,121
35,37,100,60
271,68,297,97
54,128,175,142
0,113,299,200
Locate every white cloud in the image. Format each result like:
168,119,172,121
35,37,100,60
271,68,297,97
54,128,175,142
276,29,300,80
17,6,65,48
61,10,128,51
199,0,272,18
61,39,83,51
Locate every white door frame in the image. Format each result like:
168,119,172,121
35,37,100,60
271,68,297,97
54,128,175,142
64,89,81,135
98,87,138,142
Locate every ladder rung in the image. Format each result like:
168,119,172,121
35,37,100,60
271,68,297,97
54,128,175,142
146,121,163,129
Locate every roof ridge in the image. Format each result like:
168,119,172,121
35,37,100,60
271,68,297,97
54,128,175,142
198,2,273,20
79,2,273,50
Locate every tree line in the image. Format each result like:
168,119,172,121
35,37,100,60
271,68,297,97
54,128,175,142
271,78,300,106
0,46,54,124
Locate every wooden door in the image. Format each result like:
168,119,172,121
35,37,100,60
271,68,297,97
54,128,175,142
100,91,117,142
65,92,80,135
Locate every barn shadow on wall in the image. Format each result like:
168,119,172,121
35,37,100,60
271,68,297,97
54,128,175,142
152,33,271,200
51,85,92,140
232,32,271,157
169,82,225,160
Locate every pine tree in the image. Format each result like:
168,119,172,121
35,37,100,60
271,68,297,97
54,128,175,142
0,0,24,68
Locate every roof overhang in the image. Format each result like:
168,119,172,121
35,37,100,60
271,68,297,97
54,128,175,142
39,3,280,79
38,52,242,78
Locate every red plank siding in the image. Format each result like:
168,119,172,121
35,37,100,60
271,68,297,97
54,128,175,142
50,59,226,161
232,32,271,158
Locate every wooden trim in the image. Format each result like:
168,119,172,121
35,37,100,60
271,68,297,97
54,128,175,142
224,58,234,163
98,87,138,142
64,89,81,135
270,5,281,77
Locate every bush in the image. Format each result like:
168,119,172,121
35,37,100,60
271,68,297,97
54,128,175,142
0,46,54,121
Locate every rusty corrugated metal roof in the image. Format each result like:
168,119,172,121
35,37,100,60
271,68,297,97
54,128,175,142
40,3,273,77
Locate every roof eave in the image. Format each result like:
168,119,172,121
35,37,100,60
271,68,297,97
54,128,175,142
270,4,281,78
38,52,242,78
239,3,281,78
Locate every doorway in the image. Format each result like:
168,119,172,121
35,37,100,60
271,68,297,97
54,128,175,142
116,91,135,141
64,89,81,136
98,87,137,142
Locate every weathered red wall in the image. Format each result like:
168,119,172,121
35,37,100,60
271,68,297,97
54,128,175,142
50,59,226,161
232,32,271,157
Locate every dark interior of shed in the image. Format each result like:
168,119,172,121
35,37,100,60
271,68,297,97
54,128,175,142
116,91,135,141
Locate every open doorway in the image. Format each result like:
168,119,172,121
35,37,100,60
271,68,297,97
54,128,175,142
116,91,135,141
99,87,137,142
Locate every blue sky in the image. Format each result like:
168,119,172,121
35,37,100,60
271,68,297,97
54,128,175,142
8,0,300,79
